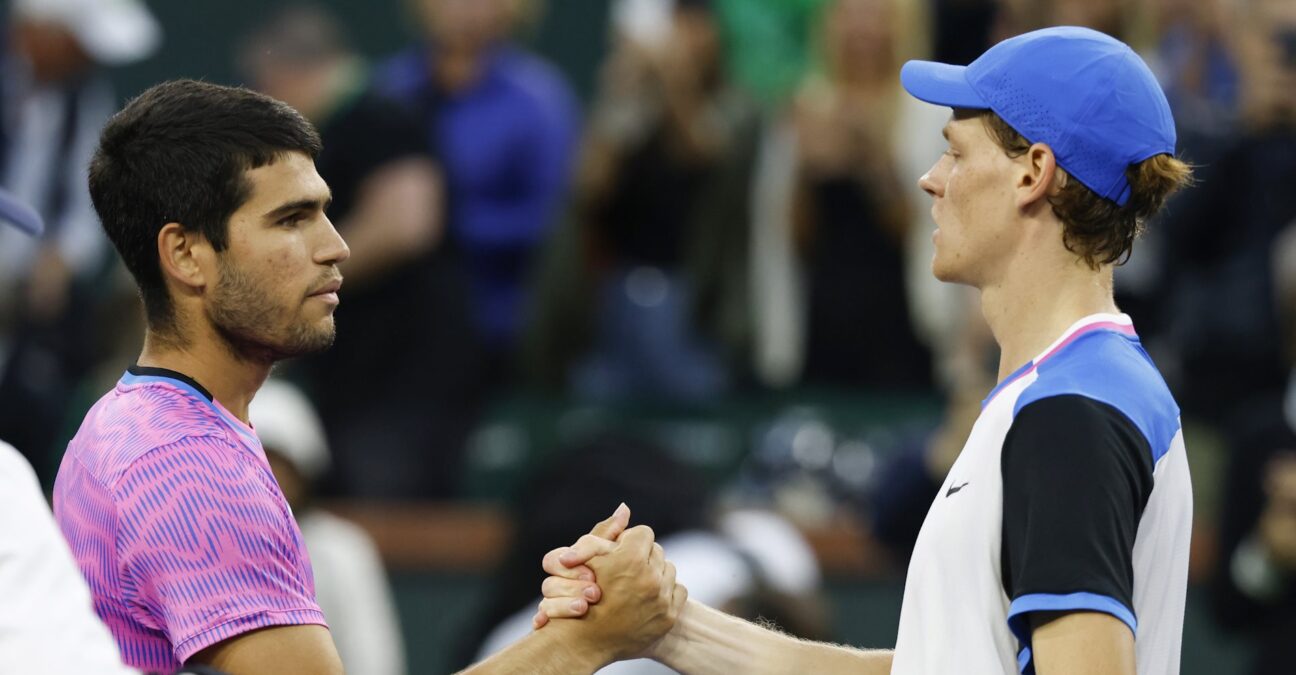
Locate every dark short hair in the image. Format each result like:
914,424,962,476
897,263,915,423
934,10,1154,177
975,110,1193,268
88,79,322,333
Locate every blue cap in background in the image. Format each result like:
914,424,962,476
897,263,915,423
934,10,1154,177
900,26,1176,206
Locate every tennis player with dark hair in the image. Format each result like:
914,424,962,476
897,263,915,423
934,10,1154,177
537,26,1195,675
53,79,683,674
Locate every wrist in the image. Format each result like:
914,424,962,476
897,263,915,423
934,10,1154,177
542,620,616,673
645,598,698,664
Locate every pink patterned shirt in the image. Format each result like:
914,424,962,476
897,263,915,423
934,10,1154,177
54,367,326,673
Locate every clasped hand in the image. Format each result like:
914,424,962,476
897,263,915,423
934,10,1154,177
531,503,688,663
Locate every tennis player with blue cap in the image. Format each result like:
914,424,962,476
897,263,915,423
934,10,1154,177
529,25,1195,675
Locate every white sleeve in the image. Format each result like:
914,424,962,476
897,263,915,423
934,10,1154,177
0,441,138,674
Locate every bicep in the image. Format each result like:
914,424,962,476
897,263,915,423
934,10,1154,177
116,439,324,660
1000,395,1156,675
188,624,342,675
1029,611,1135,675
1001,395,1153,642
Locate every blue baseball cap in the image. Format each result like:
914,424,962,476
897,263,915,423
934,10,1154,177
900,26,1176,206
0,188,42,236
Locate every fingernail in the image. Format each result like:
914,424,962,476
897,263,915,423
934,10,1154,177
584,586,599,601
579,571,593,582
615,502,629,518
570,599,584,612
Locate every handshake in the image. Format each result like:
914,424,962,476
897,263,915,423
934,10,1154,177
530,503,690,666
461,503,887,675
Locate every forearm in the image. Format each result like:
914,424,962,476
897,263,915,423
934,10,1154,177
653,600,892,675
457,621,608,675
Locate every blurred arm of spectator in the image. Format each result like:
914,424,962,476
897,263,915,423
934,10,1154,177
870,379,988,560
332,157,444,286
1257,456,1296,574
792,84,909,248
1231,0,1296,133
580,6,730,217
239,7,444,289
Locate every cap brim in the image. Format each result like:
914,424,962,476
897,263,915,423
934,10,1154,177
900,60,988,110
0,189,43,236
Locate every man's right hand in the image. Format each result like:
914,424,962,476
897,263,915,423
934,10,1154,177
532,505,689,662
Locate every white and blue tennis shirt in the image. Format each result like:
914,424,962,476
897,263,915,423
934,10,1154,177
891,313,1192,674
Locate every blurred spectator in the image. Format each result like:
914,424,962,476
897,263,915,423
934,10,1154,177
0,0,158,483
1213,398,1296,675
1146,0,1241,161
242,4,481,498
563,0,758,402
250,379,407,675
1155,0,1296,420
374,0,580,383
792,0,932,390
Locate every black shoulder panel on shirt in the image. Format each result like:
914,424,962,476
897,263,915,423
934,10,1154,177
1000,394,1155,610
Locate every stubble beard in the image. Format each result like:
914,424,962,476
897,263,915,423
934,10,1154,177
207,259,336,364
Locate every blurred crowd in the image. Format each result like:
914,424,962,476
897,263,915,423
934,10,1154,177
0,0,1294,672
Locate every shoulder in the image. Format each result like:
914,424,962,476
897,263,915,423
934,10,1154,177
1016,330,1180,463
491,48,578,116
67,381,237,489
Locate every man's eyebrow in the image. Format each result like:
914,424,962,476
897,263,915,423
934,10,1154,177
262,194,333,219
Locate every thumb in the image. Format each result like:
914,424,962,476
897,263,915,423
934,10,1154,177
590,502,631,541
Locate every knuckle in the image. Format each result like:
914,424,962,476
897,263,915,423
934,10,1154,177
542,547,567,571
540,576,562,595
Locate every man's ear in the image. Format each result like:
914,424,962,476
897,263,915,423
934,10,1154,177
1016,142,1062,211
157,222,212,292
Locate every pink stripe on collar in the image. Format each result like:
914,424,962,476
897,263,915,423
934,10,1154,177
982,318,1136,410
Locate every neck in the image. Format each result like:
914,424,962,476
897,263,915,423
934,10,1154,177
979,244,1120,382
136,326,271,425
433,43,488,92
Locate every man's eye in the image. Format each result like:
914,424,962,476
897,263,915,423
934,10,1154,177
278,214,304,227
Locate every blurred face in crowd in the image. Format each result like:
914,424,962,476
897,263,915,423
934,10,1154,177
1237,0,1296,128
202,152,348,361
418,0,509,53
244,54,341,123
239,8,349,122
672,6,721,77
919,111,1024,287
825,0,895,82
11,19,92,83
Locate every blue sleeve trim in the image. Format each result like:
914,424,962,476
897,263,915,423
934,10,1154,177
1007,592,1138,644
1017,647,1032,673
1011,332,1180,464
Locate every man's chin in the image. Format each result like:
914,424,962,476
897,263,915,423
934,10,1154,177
265,324,336,362
930,260,972,287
